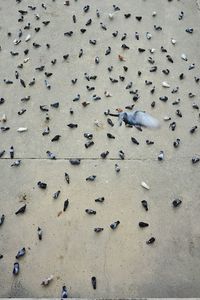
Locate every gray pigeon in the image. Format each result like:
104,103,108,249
107,110,160,128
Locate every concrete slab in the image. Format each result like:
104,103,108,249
0,0,200,298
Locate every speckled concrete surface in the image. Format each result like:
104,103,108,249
0,0,200,298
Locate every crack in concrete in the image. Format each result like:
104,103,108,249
0,156,194,161
103,233,111,293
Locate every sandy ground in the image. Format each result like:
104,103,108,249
0,0,200,298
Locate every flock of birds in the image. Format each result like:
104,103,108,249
0,0,199,297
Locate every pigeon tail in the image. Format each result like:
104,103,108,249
134,111,160,128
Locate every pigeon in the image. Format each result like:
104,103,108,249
83,5,90,13
73,94,80,102
115,163,120,173
192,156,200,164
154,25,162,31
95,197,105,203
124,13,131,18
16,247,26,259
33,42,41,48
131,137,139,145
139,222,149,228
42,20,50,27
105,46,111,55
91,277,96,289
85,209,96,215
37,227,43,240
53,190,60,199
41,3,47,9
35,65,45,71
9,146,14,159
146,237,156,244
107,66,113,72
166,55,173,63
107,118,114,126
84,133,93,140
51,59,57,65
121,33,127,41
46,151,56,160
126,82,133,89
40,105,49,112
11,160,21,167
50,102,59,108
13,262,20,275
95,56,100,64
79,49,83,58
100,151,109,159
15,204,26,215
176,109,182,117
110,220,120,229
69,159,81,165
35,27,40,32
146,140,154,145
94,228,104,233
159,96,168,102
0,214,5,226
0,98,5,105
42,127,50,136
41,275,54,286
138,47,145,53
86,175,96,181
80,28,86,34
119,150,125,160
141,182,150,190
100,22,107,30
44,79,51,89
96,9,100,17
29,78,35,86
172,199,182,207
107,110,160,128
85,140,94,148
37,181,47,189
169,122,176,131
112,31,118,37
173,138,180,148
1,126,10,132
189,63,195,70
107,133,115,139
141,200,148,211
71,78,77,85
69,108,74,114
51,135,61,142
17,127,28,132
185,28,193,34
136,16,142,21
179,11,184,20
86,85,95,91
63,200,69,211
158,151,164,161
192,103,199,110
190,126,197,134
67,123,78,128
4,79,14,84
61,286,68,298
113,4,120,11
15,70,19,79
65,173,70,184
89,39,97,45
10,51,19,57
